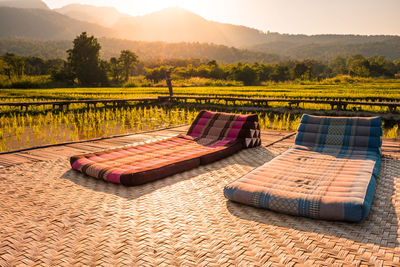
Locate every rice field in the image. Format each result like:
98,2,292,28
0,106,306,152
1,78,400,102
0,79,399,152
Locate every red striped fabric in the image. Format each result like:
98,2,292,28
71,110,261,186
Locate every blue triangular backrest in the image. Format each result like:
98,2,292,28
295,114,382,153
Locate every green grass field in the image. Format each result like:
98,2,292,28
2,78,400,102
0,78,399,152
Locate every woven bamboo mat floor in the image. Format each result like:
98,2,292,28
0,128,400,266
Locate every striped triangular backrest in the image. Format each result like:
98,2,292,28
294,114,382,153
187,110,261,148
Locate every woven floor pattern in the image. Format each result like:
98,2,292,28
0,145,399,266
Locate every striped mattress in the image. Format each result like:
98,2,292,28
70,110,261,186
224,114,382,222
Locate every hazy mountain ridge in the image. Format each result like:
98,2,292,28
0,4,269,47
57,6,268,47
0,1,399,61
0,7,116,40
0,38,284,63
0,0,48,9
260,32,399,45
54,4,400,51
54,4,130,27
250,34,400,60
98,38,282,63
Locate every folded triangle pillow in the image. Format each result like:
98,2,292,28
70,110,261,186
224,114,382,222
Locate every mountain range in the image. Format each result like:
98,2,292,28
0,0,48,9
54,4,129,27
0,38,284,63
0,7,113,40
0,0,399,61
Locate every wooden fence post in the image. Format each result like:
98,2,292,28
166,70,173,97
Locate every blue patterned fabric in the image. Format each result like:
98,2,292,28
224,114,382,222
295,114,382,154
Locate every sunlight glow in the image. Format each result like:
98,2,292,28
42,0,400,35
43,0,203,16
119,0,201,16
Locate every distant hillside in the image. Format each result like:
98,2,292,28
55,4,130,27
0,5,268,47
261,32,398,45
51,5,400,60
55,6,268,47
0,38,284,63
1,3,400,61
0,0,48,9
114,7,268,47
249,33,400,60
98,38,282,63
0,39,70,58
0,7,115,40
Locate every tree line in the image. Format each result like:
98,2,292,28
1,32,400,87
0,38,283,63
0,53,64,78
1,33,140,86
144,55,400,85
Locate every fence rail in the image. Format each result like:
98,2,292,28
0,98,158,111
167,96,400,112
0,96,399,112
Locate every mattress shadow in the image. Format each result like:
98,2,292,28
226,156,400,248
61,146,275,201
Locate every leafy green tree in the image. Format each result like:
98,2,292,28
109,57,123,81
209,65,226,80
196,64,211,78
0,57,11,79
347,55,370,77
45,59,65,74
270,65,290,82
174,66,193,79
368,56,396,77
293,62,309,80
231,64,258,85
67,32,107,86
395,59,400,74
51,61,75,85
308,60,329,81
99,60,110,84
204,61,226,79
145,66,169,83
3,53,24,78
14,56,25,77
330,56,347,76
254,63,274,82
119,50,139,81
24,56,44,75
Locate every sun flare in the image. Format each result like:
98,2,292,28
119,0,201,16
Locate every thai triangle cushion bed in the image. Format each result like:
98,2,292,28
70,110,261,186
224,114,382,222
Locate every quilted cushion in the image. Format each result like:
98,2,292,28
224,114,382,222
187,110,261,148
71,110,261,186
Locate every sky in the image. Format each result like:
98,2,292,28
43,0,400,35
